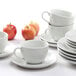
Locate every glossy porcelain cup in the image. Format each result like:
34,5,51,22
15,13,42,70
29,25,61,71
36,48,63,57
48,25,73,42
14,40,48,64
42,9,74,26
0,32,8,53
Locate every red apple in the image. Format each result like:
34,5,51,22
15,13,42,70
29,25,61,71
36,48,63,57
29,22,39,36
22,25,36,40
3,23,17,40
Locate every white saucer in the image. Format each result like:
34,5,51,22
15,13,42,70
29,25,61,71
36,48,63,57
11,52,57,69
58,48,76,57
59,51,76,64
65,30,76,43
0,50,12,58
40,29,57,47
57,37,76,54
58,48,76,60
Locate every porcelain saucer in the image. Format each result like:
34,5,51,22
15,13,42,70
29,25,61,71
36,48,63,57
39,29,57,47
11,52,57,69
65,30,76,43
58,48,76,60
58,48,76,57
57,38,76,64
57,38,76,54
59,51,76,64
0,50,12,58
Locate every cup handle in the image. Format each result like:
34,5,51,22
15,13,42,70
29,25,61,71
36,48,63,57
42,11,52,25
14,47,23,59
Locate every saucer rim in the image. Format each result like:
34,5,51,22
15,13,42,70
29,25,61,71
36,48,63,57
59,50,76,61
59,53,76,64
58,47,76,56
59,52,76,61
57,37,76,54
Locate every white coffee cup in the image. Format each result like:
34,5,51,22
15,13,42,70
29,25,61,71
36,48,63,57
42,9,74,26
14,40,48,64
0,32,8,53
48,25,73,41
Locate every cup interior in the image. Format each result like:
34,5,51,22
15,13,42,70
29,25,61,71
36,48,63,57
21,40,48,49
51,9,72,18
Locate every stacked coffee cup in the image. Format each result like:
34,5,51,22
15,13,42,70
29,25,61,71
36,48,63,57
42,9,74,42
57,30,76,64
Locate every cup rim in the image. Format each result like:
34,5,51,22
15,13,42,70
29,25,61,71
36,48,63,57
51,9,74,19
21,40,49,49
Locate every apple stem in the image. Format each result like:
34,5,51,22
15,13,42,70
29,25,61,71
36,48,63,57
10,22,11,25
8,22,11,27
25,25,30,30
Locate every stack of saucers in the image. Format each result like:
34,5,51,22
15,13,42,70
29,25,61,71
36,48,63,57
57,30,76,64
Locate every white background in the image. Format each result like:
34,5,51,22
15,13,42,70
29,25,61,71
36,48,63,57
0,0,76,39
0,0,76,76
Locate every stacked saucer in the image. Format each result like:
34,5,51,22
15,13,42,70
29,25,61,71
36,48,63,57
40,29,57,47
57,30,76,64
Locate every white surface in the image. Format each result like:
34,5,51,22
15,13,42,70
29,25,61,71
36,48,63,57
0,0,76,76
